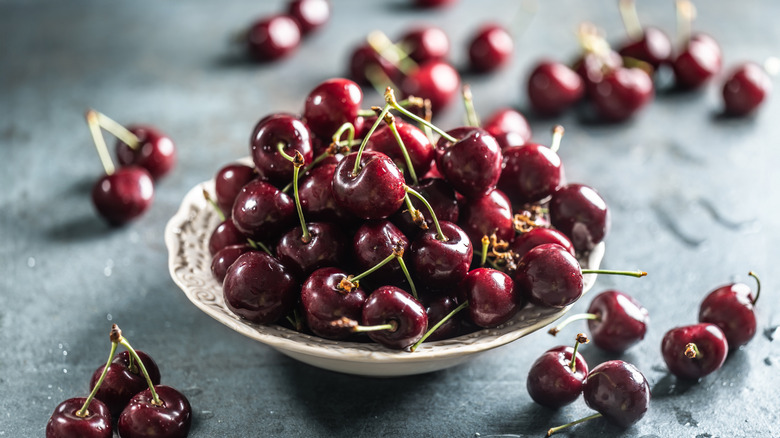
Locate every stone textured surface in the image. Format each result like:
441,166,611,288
1,0,778,436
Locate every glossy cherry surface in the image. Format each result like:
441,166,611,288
231,179,295,242
458,188,514,244
298,160,354,223
460,268,519,327
349,44,403,87
115,125,176,180
301,267,367,340
722,62,772,116
410,221,473,291
662,323,728,379
222,251,298,324
497,143,564,205
435,127,502,199
250,114,313,185
247,14,302,61
366,119,434,180
208,219,246,256
211,244,253,283
398,26,450,64
361,286,428,350
303,78,363,139
352,220,409,283
421,293,462,341
583,360,650,428
549,183,610,253
89,350,161,418
287,0,330,35
590,67,654,122
699,278,758,348
493,131,526,152
468,24,513,72
332,151,406,219
46,397,112,438
117,385,191,438
92,166,154,226
527,60,585,116
483,108,532,143
587,290,649,352
510,227,575,260
392,177,459,238
618,26,672,69
276,222,346,277
401,60,460,113
214,163,257,215
527,345,588,408
514,243,583,308
673,33,722,89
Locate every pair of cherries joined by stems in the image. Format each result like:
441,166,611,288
46,325,191,438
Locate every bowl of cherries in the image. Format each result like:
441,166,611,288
166,78,644,377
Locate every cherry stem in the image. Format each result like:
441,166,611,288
111,324,161,406
403,193,428,230
395,255,418,300
548,313,600,336
411,300,469,352
366,30,418,75
581,269,647,278
85,110,115,175
352,103,392,176
286,308,304,332
365,64,399,96
282,148,335,194
291,154,311,243
348,251,398,285
547,413,603,436
94,111,140,149
472,250,501,270
480,235,489,267
202,189,226,222
405,186,447,242
462,85,480,128
685,342,700,359
386,113,419,185
353,320,398,333
569,333,589,373
749,271,761,305
76,339,118,418
676,0,695,49
549,125,564,153
618,0,644,41
577,23,610,59
386,88,457,143
247,238,272,256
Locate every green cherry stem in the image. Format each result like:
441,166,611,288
569,333,589,373
366,30,418,75
581,269,647,278
291,153,310,243
386,112,419,185
405,186,447,242
352,102,392,176
247,238,272,256
480,235,490,267
85,110,115,175
548,313,600,336
618,0,644,41
410,300,469,352
676,0,694,51
331,316,398,333
549,125,564,153
339,250,400,291
462,85,480,128
76,335,119,418
112,324,162,407
385,88,457,143
547,413,603,436
93,111,140,149
202,189,226,221
365,64,398,95
396,255,418,300
749,271,761,305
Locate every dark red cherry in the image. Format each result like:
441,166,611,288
582,360,650,428
231,179,295,242
493,131,526,152
246,14,302,61
298,161,353,223
514,243,582,308
673,33,722,89
410,221,473,291
590,67,654,122
421,293,462,341
287,0,330,35
361,286,428,350
46,397,112,438
483,108,532,143
699,273,759,348
214,163,257,216
366,119,434,180
549,183,610,253
117,385,191,438
458,189,514,244
208,219,246,256
331,151,406,220
414,0,456,7
575,50,624,88
401,60,460,113
436,127,502,199
527,345,588,409
527,60,585,116
89,350,161,418
212,244,253,284
468,24,513,73
460,268,519,327
222,251,298,324
300,267,367,340
115,126,176,180
91,166,154,226
391,177,459,238
398,26,450,64
250,114,313,185
587,290,649,352
353,220,409,284
662,323,728,379
618,26,672,69
497,143,564,205
510,227,575,260
722,62,772,116
349,44,404,87
276,222,346,277
303,78,363,139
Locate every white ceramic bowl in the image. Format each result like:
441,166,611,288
165,179,604,377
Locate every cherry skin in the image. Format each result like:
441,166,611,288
722,62,772,116
214,163,257,216
527,346,588,409
222,251,298,324
46,397,112,438
392,177,459,238
398,26,450,64
117,385,191,438
590,67,654,122
497,143,564,206
662,323,728,379
587,290,649,352
250,114,313,185
89,350,162,418
414,0,457,7
300,267,367,340
276,222,346,278
91,166,154,226
246,14,302,62
458,189,514,244
510,227,575,261
421,293,462,341
365,119,434,180
352,220,409,284
459,268,520,327
211,244,253,284
436,127,502,199
303,78,363,140
514,243,583,308
401,60,460,113
208,218,246,256
576,50,624,89
618,26,672,70
468,24,513,73
231,179,295,242
348,44,403,87
673,33,722,89
298,160,354,223
361,286,428,350
549,183,610,253
115,125,176,180
482,108,532,143
699,276,759,348
331,151,406,220
493,131,526,152
582,360,650,428
527,60,585,116
409,221,473,291
287,0,330,35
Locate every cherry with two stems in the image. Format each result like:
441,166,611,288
527,333,590,409
662,323,728,379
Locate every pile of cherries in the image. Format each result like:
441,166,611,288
206,76,647,352
245,0,331,62
46,325,191,438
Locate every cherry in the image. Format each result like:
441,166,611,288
89,350,162,418
214,163,257,216
287,0,330,35
527,334,589,409
276,222,346,277
575,48,623,89
303,78,363,140
468,23,513,73
46,398,112,438
300,267,367,340
231,179,295,242
420,293,462,341
414,0,456,7
401,60,460,113
510,227,575,260
549,183,610,253
590,66,654,122
91,167,154,226
117,385,191,438
459,189,514,245
115,125,176,181
579,361,650,429
673,34,722,89
360,285,428,350
410,221,473,291
332,151,406,219
211,244,253,283
527,60,585,116
459,267,520,327
365,118,434,183
298,160,354,223
616,0,671,69
246,14,302,62
497,125,565,206
699,272,761,349
250,114,313,185
208,218,246,256
493,131,526,152
349,44,404,87
662,323,728,379
222,251,298,324
435,127,502,199
391,177,459,238
398,26,450,64
722,62,772,116
352,220,409,284
482,108,532,143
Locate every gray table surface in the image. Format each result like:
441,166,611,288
2,0,779,436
